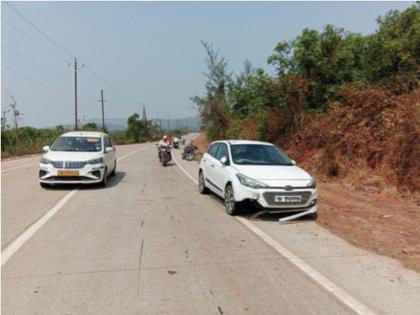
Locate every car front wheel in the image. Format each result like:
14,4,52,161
224,184,240,215
100,168,108,187
198,171,209,194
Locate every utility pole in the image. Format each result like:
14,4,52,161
142,104,148,137
98,89,107,132
74,58,78,130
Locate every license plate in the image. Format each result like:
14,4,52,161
57,170,79,176
275,195,302,203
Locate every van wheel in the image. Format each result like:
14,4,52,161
100,168,108,187
198,171,209,194
224,184,240,215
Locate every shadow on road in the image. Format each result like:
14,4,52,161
206,193,314,223
42,171,127,191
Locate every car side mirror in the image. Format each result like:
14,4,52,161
220,156,229,165
42,145,50,152
291,159,296,165
105,147,114,153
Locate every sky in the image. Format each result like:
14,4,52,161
1,1,415,128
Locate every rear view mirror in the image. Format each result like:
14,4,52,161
291,159,296,165
42,145,50,152
220,156,229,165
105,147,114,153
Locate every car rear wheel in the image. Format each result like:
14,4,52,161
198,171,209,194
110,160,116,177
224,184,240,215
100,168,108,187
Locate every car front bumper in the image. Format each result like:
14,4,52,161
39,163,105,185
234,185,318,213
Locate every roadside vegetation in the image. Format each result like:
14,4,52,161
192,4,420,271
1,112,161,158
192,4,420,194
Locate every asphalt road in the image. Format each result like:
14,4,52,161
2,142,419,314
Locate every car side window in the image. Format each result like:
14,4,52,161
104,137,111,149
216,143,229,161
208,143,220,158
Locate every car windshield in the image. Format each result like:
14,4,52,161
51,136,102,152
231,144,293,166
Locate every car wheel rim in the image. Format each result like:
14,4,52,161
225,187,233,211
199,174,204,191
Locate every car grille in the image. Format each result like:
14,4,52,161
51,161,86,169
263,191,312,207
52,161,64,168
45,176,94,181
65,161,86,169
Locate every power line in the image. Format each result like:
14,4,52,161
5,2,75,59
3,64,71,95
3,64,92,102
1,18,70,63
4,4,142,109
4,45,72,85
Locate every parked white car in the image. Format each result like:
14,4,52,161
39,131,116,188
198,140,318,218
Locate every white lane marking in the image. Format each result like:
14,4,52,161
172,153,377,315
2,163,36,173
1,189,78,266
1,145,150,267
117,146,150,162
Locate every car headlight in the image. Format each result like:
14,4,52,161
40,157,53,164
236,173,267,189
86,157,104,165
307,178,316,189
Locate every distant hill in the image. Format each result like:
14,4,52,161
58,116,201,132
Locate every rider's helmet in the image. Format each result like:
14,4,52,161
163,135,168,140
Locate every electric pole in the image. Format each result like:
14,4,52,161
98,89,107,132
142,104,148,137
74,58,78,130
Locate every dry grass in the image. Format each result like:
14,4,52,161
193,132,420,272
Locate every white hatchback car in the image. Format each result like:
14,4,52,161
199,140,317,218
39,131,116,188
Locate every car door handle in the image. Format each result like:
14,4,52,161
211,164,215,168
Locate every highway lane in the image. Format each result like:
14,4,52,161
2,143,354,314
1,144,149,249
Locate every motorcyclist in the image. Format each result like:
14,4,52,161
182,140,197,159
158,135,172,161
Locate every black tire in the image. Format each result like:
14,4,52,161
100,168,108,187
308,212,318,220
224,184,240,215
40,182,50,188
110,160,116,177
198,171,209,194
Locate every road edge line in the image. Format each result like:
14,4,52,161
172,153,376,315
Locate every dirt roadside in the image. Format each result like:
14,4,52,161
191,133,420,272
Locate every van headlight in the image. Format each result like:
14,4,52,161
86,157,103,165
307,178,316,189
236,174,267,189
40,157,53,164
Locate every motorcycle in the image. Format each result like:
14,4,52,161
159,145,171,167
182,146,196,161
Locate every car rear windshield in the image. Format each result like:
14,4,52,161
51,137,102,152
231,144,293,166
